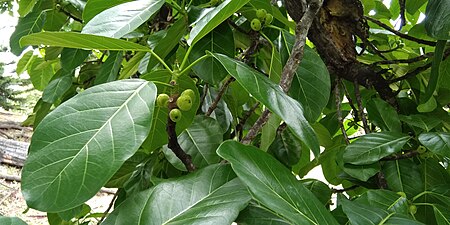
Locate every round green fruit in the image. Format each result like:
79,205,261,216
265,14,273,25
417,145,427,154
251,18,262,31
181,89,195,100
176,95,193,111
409,205,417,214
169,109,182,122
256,9,267,19
156,94,170,108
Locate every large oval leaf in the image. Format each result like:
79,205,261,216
21,79,157,212
82,0,131,23
20,32,150,52
212,53,320,155
217,141,339,225
103,164,251,225
343,132,410,165
280,31,330,122
187,0,250,45
81,0,165,38
382,159,423,198
236,202,290,225
418,132,450,158
0,216,27,225
163,115,223,171
10,11,46,56
424,0,450,40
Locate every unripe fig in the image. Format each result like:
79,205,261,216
256,9,267,19
417,146,426,154
265,14,273,25
409,205,417,214
169,109,182,122
177,95,193,111
156,94,170,108
251,18,262,31
181,89,195,100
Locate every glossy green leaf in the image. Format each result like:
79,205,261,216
260,114,282,152
43,10,67,31
280,31,330,122
188,0,250,45
433,204,450,225
141,70,200,152
22,79,157,212
421,40,446,106
163,116,223,171
340,196,423,225
301,179,332,206
399,114,442,132
366,98,402,132
61,48,90,71
406,0,427,15
342,162,380,181
382,159,423,198
212,53,320,156
82,0,164,38
236,202,290,225
105,151,149,188
10,11,46,56
189,22,234,84
420,158,450,191
94,51,123,85
343,132,410,165
0,216,27,225
145,18,187,71
425,0,450,40
355,189,409,214
119,51,146,79
18,0,37,17
418,132,450,158
44,47,63,61
82,0,131,22
20,32,150,51
103,164,251,225
217,141,339,225
16,50,35,75
27,57,54,91
42,69,73,103
268,127,302,166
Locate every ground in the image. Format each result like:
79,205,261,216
0,110,115,225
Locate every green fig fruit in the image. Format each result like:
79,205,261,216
169,108,182,122
181,89,195,100
176,95,193,111
156,94,170,108
265,14,273,25
251,18,262,31
256,9,267,19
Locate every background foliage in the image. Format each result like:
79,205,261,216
2,0,450,224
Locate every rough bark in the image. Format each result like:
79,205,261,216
0,137,28,167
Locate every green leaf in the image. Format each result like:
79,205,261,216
399,114,442,132
81,0,165,38
119,51,146,79
268,127,302,166
280,31,330,122
366,98,402,132
105,151,149,188
10,11,46,56
382,159,423,198
342,162,380,181
343,132,410,165
0,216,28,225
82,0,131,22
42,69,73,103
355,189,409,214
425,0,450,40
94,51,123,85
301,179,332,206
16,50,35,75
27,57,55,91
18,0,37,17
212,53,320,156
236,202,290,225
21,79,157,212
260,114,282,151
43,10,67,31
61,48,90,71
189,22,234,84
217,141,339,225
406,0,427,15
420,158,450,191
421,40,446,105
103,164,251,225
433,204,450,225
188,0,250,45
141,70,200,152
20,32,150,52
419,132,450,158
163,116,223,171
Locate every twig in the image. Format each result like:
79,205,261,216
166,98,196,172
399,0,406,30
206,77,235,116
341,80,359,121
331,185,359,193
381,150,419,161
373,52,433,65
230,103,260,140
377,172,388,189
0,130,13,139
335,78,350,145
228,19,249,35
242,0,323,144
98,191,119,224
60,8,83,23
354,80,369,134
364,16,436,46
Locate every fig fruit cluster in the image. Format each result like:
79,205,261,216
156,89,195,122
251,9,274,31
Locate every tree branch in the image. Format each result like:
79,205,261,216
335,78,350,145
205,77,235,116
381,150,419,161
354,80,370,133
364,16,436,46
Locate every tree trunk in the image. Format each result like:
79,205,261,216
0,137,28,167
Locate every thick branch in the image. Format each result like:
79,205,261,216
166,117,195,172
